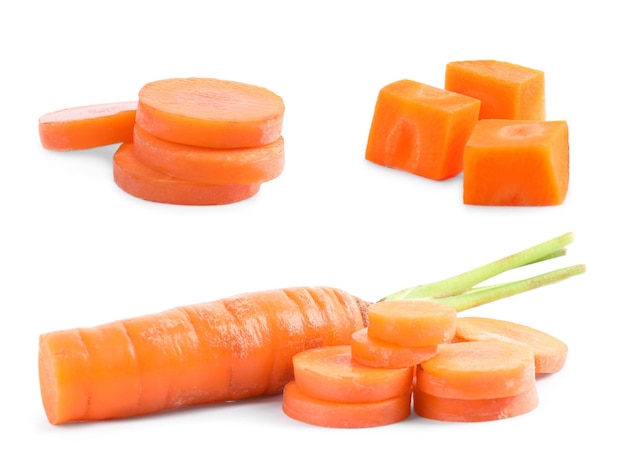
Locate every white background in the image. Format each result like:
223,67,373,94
2,1,623,468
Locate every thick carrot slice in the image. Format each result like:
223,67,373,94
445,60,546,120
132,125,285,185
38,101,137,151
463,119,569,206
282,381,411,428
415,341,535,400
413,385,539,422
292,345,413,403
112,143,261,206
454,316,568,374
136,77,285,148
350,327,439,369
366,300,457,347
365,79,480,180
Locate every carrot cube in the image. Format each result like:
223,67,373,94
463,119,569,206
445,60,546,120
365,79,481,181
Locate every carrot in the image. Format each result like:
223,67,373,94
38,101,137,151
413,385,539,422
462,119,569,206
291,345,413,403
366,300,457,347
135,77,285,148
350,327,439,369
112,143,261,205
132,125,285,185
415,341,536,400
453,316,568,374
282,381,411,428
445,60,546,120
365,79,480,181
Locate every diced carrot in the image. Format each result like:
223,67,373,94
38,101,137,151
112,143,261,206
135,77,285,148
445,60,546,120
453,316,568,374
350,327,439,369
413,385,539,422
415,341,536,400
291,345,413,403
132,125,285,185
282,381,411,428
366,300,457,347
365,79,480,181
463,119,569,206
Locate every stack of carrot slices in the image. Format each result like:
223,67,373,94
38,77,285,205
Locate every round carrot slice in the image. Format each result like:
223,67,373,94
136,77,285,148
113,143,260,205
282,381,411,428
133,125,285,185
39,101,137,151
413,385,539,422
453,316,568,374
350,327,439,369
292,345,413,403
366,300,457,347
415,341,536,400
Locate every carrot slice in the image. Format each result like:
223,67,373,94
413,385,539,422
112,143,260,205
136,77,285,148
366,300,457,347
365,79,480,181
350,327,439,369
454,316,568,374
39,101,137,151
282,381,411,428
463,119,569,206
445,60,546,120
415,341,536,400
132,125,285,185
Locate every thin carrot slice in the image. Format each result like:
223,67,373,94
282,381,411,428
112,143,260,206
445,60,546,120
413,385,539,422
365,79,480,181
416,341,535,400
133,125,285,185
292,345,413,403
463,119,569,206
38,101,137,151
366,300,457,347
350,327,438,369
136,77,285,148
454,316,568,374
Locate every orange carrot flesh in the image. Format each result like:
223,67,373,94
453,317,568,374
291,345,413,403
136,77,285,148
132,125,285,185
445,60,546,120
415,341,536,400
413,384,539,422
350,327,439,369
463,119,569,206
38,101,137,151
366,300,457,347
365,79,480,181
282,381,412,428
38,287,367,424
112,143,261,205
